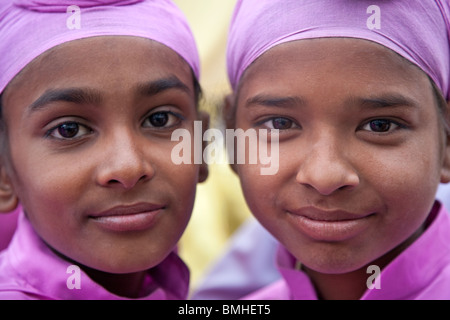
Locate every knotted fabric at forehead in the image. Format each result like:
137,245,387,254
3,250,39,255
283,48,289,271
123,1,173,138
0,0,200,93
227,0,450,99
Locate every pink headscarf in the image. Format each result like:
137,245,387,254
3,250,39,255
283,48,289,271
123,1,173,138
0,0,200,93
227,0,450,99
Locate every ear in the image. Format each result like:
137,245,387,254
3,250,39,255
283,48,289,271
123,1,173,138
440,100,450,183
197,111,209,183
223,94,238,174
0,165,18,213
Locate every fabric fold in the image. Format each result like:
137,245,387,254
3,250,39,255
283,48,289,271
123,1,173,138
227,0,450,99
0,0,200,93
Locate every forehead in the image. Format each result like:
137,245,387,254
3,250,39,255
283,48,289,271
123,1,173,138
238,37,431,100
3,36,193,102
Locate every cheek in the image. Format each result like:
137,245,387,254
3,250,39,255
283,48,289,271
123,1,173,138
7,152,87,251
366,137,442,206
9,145,89,207
355,135,442,252
167,163,199,206
236,161,287,223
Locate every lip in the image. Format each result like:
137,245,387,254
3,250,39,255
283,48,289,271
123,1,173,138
287,207,374,242
89,203,165,232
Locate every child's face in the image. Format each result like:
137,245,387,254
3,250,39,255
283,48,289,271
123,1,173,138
1,36,205,273
231,38,450,274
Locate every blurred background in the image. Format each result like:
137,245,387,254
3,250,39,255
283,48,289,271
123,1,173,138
172,0,252,292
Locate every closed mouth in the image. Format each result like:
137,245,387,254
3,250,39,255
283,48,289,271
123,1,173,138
89,203,166,232
287,207,375,241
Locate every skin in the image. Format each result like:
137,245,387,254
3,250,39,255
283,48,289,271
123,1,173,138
229,38,450,299
0,36,207,298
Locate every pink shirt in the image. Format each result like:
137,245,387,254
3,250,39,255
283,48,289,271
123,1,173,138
0,209,189,300
244,202,450,300
0,208,19,251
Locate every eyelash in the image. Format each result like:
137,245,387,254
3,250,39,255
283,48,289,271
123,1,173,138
142,110,184,129
45,121,92,140
359,118,408,134
258,117,300,131
45,111,184,140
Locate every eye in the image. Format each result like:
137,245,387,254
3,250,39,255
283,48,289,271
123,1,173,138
362,119,399,133
47,122,92,139
262,117,296,130
143,111,182,128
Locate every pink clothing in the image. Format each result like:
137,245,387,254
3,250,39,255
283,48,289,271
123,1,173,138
0,0,200,93
227,0,450,98
0,210,189,300
0,208,19,252
243,202,450,300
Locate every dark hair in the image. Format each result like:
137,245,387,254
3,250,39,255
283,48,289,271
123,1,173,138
192,73,203,107
431,80,447,113
430,78,450,133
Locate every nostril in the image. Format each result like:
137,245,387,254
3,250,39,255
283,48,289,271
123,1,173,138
138,175,148,182
107,173,150,188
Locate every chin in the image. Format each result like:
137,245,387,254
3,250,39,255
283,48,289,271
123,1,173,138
304,261,366,275
294,246,373,275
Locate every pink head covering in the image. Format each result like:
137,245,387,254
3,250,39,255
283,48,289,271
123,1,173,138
227,0,450,99
0,0,200,93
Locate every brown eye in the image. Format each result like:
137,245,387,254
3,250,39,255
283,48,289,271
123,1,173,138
57,122,79,138
272,118,293,130
48,121,91,140
149,112,169,127
369,120,391,132
363,119,400,133
262,117,295,130
143,111,182,128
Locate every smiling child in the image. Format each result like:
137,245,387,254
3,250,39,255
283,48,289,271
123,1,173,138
225,0,450,299
0,0,207,299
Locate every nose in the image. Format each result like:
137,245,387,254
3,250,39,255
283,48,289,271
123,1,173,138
296,137,360,195
96,130,154,190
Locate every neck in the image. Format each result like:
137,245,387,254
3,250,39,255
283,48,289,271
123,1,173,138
303,266,369,300
83,267,149,298
50,248,152,298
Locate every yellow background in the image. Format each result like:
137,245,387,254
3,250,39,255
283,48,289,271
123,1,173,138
173,0,252,290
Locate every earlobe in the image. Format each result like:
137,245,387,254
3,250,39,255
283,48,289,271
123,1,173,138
198,111,209,183
0,166,18,213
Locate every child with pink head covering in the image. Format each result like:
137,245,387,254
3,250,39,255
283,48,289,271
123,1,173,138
223,0,450,299
0,0,208,299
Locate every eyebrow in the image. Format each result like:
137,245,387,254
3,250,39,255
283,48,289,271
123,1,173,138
28,87,102,112
136,76,191,97
27,75,191,114
245,94,304,109
357,94,419,110
245,93,418,111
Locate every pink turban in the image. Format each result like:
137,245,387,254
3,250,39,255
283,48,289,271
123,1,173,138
227,0,450,99
0,0,200,93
